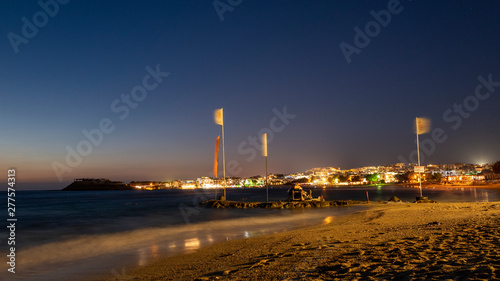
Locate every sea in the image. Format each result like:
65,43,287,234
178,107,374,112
1,185,498,280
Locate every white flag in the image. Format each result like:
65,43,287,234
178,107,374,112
262,133,267,157
214,108,223,126
416,117,431,135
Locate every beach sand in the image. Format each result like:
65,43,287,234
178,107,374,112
113,202,500,280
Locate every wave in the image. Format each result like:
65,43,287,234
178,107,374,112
14,207,355,270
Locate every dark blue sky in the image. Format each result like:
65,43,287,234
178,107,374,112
1,1,499,189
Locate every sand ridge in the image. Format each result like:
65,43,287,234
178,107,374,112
116,202,500,280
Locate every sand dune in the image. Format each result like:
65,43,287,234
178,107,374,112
113,202,500,280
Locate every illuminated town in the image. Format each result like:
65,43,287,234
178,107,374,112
128,162,498,190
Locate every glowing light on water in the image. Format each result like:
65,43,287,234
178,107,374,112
184,238,200,251
151,244,159,259
207,234,214,243
323,216,334,224
137,248,148,266
137,244,161,266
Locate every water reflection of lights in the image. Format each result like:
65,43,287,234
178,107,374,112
151,244,159,259
136,244,160,266
323,216,334,224
184,238,201,251
137,248,148,266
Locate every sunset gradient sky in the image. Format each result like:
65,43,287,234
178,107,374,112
1,1,499,189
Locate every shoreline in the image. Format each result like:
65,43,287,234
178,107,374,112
110,201,500,280
20,182,500,192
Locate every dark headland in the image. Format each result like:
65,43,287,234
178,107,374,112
62,178,134,191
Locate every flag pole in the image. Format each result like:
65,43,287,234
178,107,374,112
266,155,268,202
262,133,268,202
416,117,422,197
222,116,226,200
214,136,220,200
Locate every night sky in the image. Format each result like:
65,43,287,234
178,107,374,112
1,1,499,189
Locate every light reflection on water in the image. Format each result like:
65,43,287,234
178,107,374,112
137,248,148,267
323,216,334,224
184,238,201,251
136,244,161,266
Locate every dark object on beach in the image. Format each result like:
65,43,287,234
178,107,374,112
62,178,133,191
415,196,437,203
388,196,401,202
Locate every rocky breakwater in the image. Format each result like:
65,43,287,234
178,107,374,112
200,200,366,209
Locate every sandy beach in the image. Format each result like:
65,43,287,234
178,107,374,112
115,201,500,281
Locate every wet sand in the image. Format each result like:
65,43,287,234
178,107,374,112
118,202,500,281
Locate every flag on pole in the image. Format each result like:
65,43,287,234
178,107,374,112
415,117,431,135
214,108,223,126
214,136,220,177
262,133,267,157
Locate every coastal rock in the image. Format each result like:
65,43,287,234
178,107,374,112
199,200,360,209
388,196,401,202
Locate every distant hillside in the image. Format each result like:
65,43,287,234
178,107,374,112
62,178,134,191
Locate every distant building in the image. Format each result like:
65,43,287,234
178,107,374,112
181,180,197,189
380,172,397,183
442,175,485,184
308,167,341,177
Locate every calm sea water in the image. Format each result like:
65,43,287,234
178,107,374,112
0,185,497,280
